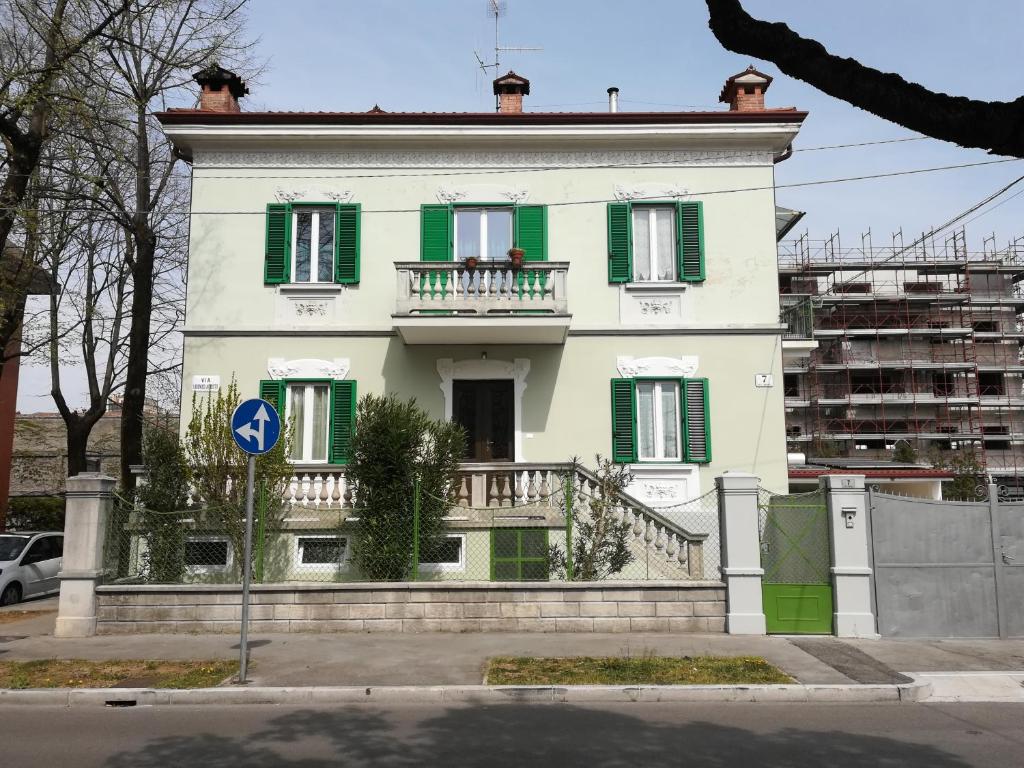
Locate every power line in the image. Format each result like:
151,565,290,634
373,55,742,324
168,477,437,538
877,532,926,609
4,157,1018,217
792,136,928,153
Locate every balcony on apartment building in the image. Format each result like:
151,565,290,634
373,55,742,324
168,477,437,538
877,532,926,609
393,261,571,344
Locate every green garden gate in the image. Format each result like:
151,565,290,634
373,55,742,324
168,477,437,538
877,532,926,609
758,490,833,634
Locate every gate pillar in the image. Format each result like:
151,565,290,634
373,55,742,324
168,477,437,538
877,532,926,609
717,473,765,635
821,474,879,638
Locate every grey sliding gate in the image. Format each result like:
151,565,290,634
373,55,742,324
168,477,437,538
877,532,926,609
869,487,1023,639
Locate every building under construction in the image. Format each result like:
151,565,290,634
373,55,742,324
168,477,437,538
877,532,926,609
780,229,1024,497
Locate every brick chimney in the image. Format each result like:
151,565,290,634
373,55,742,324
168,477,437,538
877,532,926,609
493,71,530,114
193,63,248,112
719,66,772,112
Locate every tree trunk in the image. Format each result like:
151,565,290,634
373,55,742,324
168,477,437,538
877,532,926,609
65,419,92,478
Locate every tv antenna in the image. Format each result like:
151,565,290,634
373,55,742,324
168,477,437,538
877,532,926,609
474,0,542,111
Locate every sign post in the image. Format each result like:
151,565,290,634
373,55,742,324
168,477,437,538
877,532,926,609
230,398,281,684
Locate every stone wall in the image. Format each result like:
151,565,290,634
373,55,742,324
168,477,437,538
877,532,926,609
95,581,726,634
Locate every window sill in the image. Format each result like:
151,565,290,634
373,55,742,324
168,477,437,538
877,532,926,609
623,282,688,293
278,283,344,295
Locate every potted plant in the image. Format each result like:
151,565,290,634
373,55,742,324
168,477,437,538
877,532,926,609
465,256,479,271
508,247,525,269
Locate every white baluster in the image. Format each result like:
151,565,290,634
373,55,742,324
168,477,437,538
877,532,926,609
318,474,330,507
331,474,342,508
488,473,500,507
458,475,470,507
666,534,679,559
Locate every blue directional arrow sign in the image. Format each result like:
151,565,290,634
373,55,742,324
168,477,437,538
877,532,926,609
231,398,281,455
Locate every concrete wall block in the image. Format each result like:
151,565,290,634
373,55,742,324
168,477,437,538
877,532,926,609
693,601,727,617
478,618,519,631
289,619,365,633
462,602,501,619
372,590,413,603
538,601,579,618
203,604,242,621
516,618,557,632
667,617,710,632
385,603,425,619
617,602,656,617
434,590,492,603
485,590,527,603
500,602,541,618
436,619,483,633
655,601,696,617
96,606,117,621
628,617,671,632
578,602,619,617
307,604,350,620
361,619,404,632
273,604,312,621
705,617,726,632
591,617,632,633
348,604,386,620
639,589,681,602
294,591,340,605
402,619,445,633
248,620,291,633
251,591,296,604
554,618,595,632
599,589,643,602
424,603,463,619
677,588,726,602
561,590,606,602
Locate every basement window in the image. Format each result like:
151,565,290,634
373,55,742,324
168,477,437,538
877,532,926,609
419,534,466,573
184,537,232,574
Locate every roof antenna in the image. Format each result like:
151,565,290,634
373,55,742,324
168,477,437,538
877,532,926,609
474,0,542,111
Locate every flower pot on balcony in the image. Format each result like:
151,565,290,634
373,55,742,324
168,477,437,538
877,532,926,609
465,256,479,271
508,248,525,269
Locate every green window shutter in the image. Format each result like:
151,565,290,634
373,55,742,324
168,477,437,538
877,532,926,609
682,377,711,463
334,203,360,284
259,379,285,416
610,378,637,463
420,204,453,261
677,201,705,282
329,380,357,464
514,204,547,261
607,202,632,283
264,203,291,284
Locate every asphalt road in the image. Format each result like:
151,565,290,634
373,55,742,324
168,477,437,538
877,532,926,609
3,702,1023,767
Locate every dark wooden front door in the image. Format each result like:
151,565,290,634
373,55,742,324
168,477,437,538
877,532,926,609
453,379,514,461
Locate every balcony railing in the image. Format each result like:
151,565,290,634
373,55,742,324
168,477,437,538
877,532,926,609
395,261,569,316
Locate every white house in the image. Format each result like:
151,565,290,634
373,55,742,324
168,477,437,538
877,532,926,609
157,64,805,581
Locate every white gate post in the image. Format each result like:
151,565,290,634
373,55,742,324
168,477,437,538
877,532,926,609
717,473,766,635
55,473,116,638
821,474,879,638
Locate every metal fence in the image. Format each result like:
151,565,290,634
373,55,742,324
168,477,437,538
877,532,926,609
102,475,722,585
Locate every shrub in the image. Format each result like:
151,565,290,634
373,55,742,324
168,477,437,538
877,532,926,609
135,423,190,582
346,394,464,580
5,496,66,531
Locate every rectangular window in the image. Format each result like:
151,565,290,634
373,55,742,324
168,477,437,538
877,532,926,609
455,207,513,261
419,534,466,572
295,535,347,570
636,380,681,461
287,383,330,463
184,537,231,573
292,205,335,283
491,528,549,581
632,206,677,282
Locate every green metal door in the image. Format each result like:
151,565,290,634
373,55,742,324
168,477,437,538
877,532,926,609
759,490,833,634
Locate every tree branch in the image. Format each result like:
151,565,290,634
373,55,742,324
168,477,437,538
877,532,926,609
705,0,1024,158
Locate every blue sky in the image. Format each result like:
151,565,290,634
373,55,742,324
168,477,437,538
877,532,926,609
16,0,1024,411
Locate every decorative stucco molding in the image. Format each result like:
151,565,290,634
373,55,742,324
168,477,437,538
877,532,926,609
267,357,350,380
196,149,774,170
437,357,530,461
616,355,699,378
613,183,689,201
273,188,354,203
436,184,530,204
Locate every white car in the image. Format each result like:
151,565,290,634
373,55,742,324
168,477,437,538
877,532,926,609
0,532,64,606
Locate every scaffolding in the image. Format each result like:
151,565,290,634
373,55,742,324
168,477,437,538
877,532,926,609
780,227,1024,493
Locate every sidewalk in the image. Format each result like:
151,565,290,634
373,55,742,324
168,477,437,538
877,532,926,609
1,605,1022,699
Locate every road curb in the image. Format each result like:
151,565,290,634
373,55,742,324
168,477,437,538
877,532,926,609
0,680,932,706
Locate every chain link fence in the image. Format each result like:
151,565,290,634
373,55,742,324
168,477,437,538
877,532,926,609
102,474,722,585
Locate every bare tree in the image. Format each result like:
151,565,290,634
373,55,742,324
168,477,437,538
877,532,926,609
0,0,132,382
75,0,259,488
705,0,1024,158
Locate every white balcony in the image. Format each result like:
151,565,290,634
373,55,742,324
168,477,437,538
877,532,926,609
393,261,571,344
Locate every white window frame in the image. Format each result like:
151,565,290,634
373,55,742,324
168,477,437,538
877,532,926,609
636,379,682,462
418,533,466,573
293,534,349,573
291,206,335,284
632,205,678,283
454,207,514,262
285,382,330,464
184,535,233,575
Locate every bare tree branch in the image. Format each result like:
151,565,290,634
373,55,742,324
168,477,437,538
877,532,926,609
705,0,1024,158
